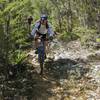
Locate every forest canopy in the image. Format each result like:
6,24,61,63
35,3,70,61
0,0,100,78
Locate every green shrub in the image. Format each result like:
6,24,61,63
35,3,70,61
9,50,27,65
58,31,79,42
58,31,71,41
73,27,97,44
96,38,100,43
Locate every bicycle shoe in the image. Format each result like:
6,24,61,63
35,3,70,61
35,48,38,54
44,53,47,59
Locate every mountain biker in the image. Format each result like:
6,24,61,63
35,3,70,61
31,14,54,56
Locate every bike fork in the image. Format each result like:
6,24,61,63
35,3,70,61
40,62,43,75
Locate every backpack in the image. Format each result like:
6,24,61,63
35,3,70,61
37,20,49,30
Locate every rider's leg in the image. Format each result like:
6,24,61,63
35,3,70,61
35,39,38,49
34,34,40,54
44,40,49,54
35,38,41,48
44,40,49,59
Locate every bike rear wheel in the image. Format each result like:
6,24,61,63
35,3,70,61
38,54,45,75
40,60,43,75
38,48,45,75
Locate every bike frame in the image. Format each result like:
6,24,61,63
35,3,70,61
37,37,45,75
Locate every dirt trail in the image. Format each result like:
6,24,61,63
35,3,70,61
27,39,100,100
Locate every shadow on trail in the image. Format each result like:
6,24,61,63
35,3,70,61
0,62,54,100
1,58,90,100
44,58,90,80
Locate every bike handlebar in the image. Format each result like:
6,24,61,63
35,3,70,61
35,36,53,41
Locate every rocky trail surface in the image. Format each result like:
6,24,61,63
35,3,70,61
27,39,100,100
1,39,100,100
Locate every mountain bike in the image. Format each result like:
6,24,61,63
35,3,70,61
36,36,49,75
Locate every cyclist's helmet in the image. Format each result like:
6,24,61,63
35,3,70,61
40,14,48,21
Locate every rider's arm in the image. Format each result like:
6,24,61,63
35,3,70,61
47,23,54,37
31,22,40,37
